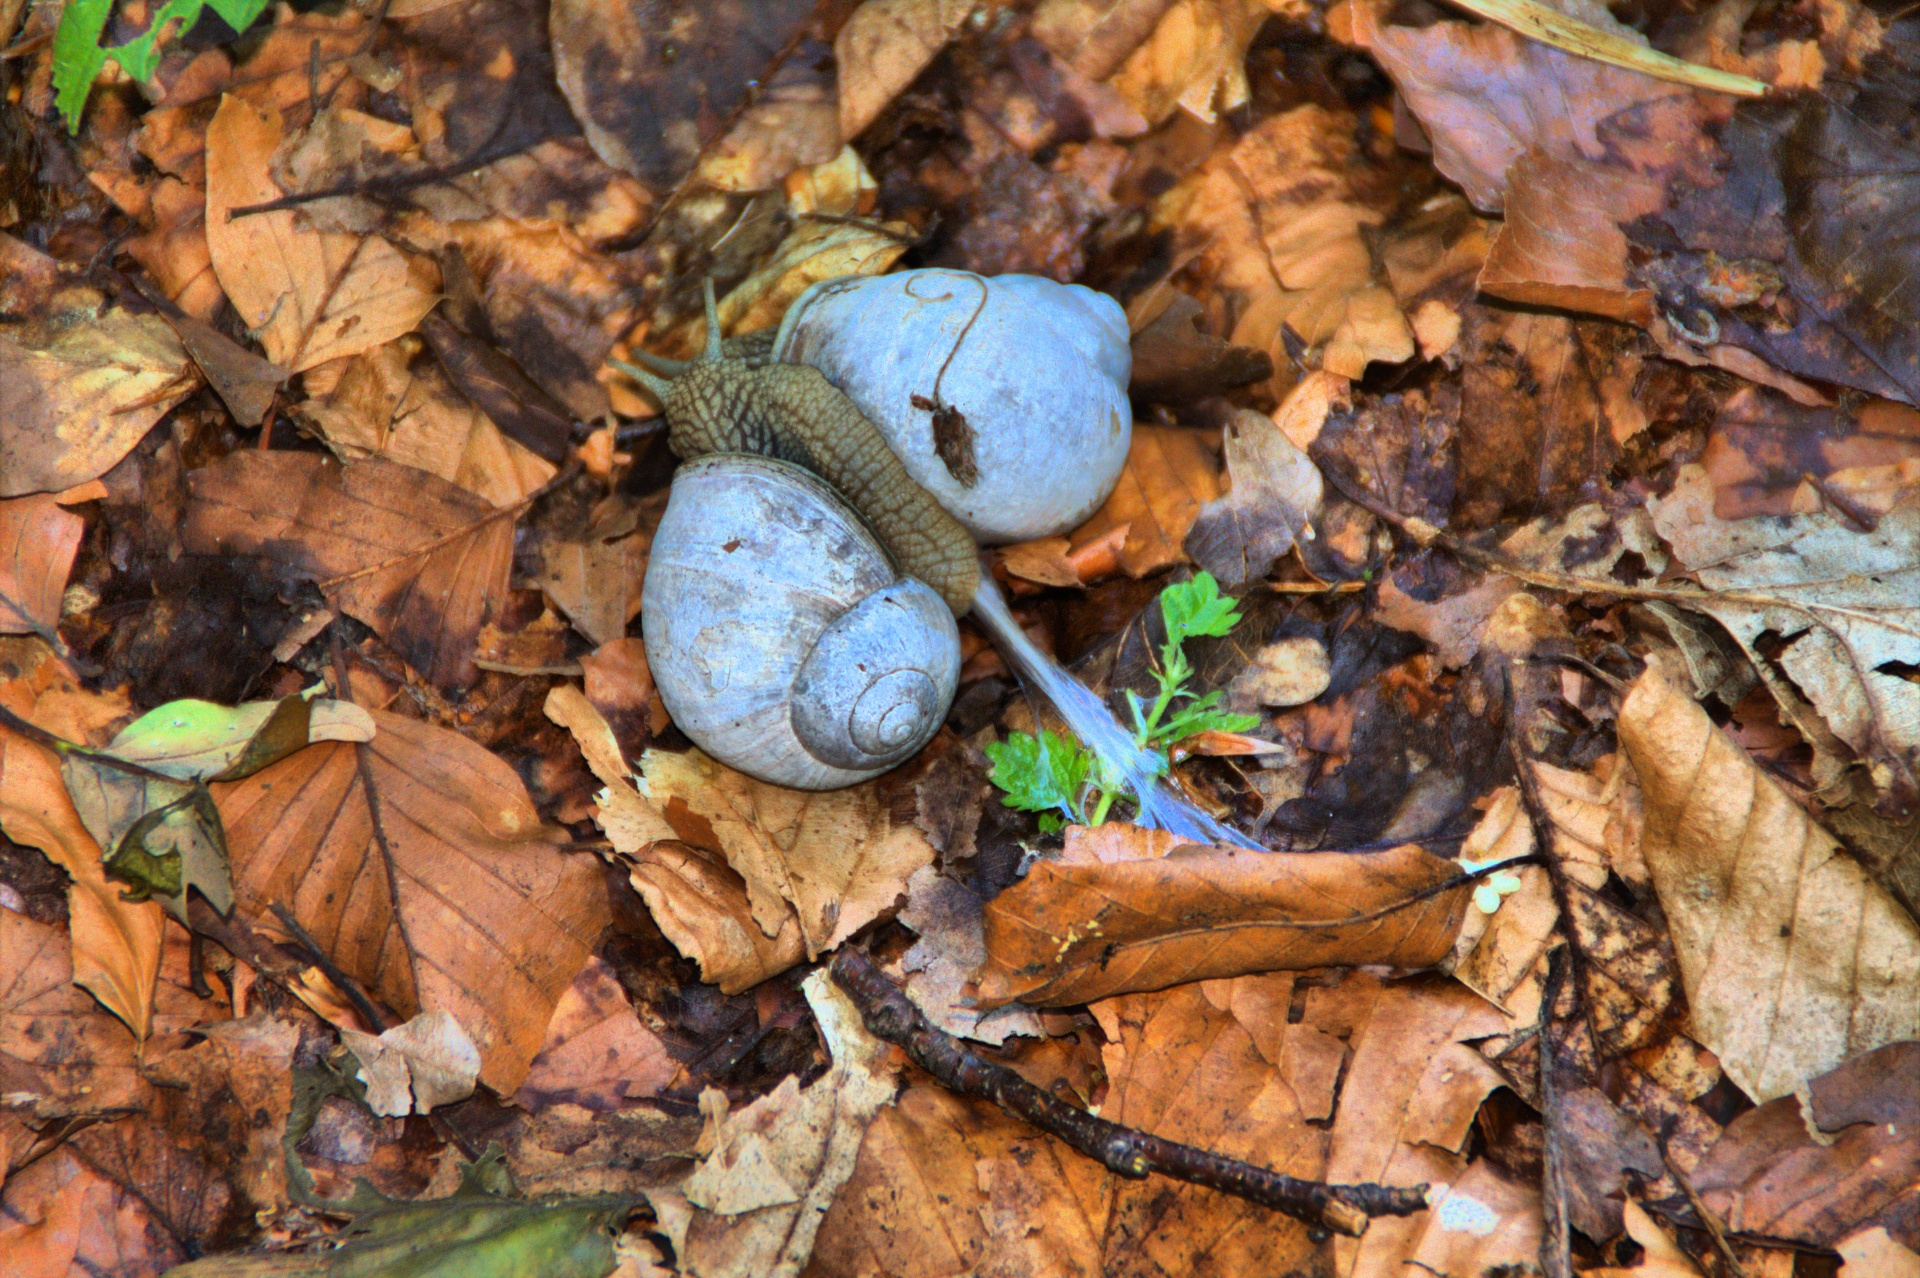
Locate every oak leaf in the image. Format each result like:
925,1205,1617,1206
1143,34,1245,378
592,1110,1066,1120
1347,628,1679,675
1619,668,1920,1101
976,824,1471,1007
212,710,611,1093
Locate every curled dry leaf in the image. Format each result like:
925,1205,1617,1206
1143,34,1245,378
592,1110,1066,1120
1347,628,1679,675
674,970,898,1278
975,824,1470,1007
1649,463,1920,811
182,452,512,690
640,749,934,960
341,1009,481,1117
1619,668,1920,1102
1108,0,1274,126
0,495,85,644
204,97,440,373
0,641,162,1039
897,864,1044,1045
212,710,611,1094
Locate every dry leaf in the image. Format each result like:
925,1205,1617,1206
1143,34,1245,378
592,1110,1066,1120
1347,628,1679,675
1109,0,1272,126
340,1009,481,1117
1184,408,1324,587
0,641,162,1039
296,339,556,508
1031,0,1178,81
1586,1199,1708,1277
513,955,678,1112
676,970,898,1278
204,96,440,373
544,684,676,854
976,826,1470,1007
896,864,1044,1045
213,710,610,1093
1619,668,1920,1101
183,452,512,690
1839,1228,1920,1278
0,290,192,499
1065,425,1222,578
0,496,84,644
1648,463,1920,811
641,749,934,959
835,0,976,140
627,841,809,994
0,1148,185,1276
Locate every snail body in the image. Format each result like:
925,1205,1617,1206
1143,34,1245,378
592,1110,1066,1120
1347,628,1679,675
641,454,962,789
773,269,1133,544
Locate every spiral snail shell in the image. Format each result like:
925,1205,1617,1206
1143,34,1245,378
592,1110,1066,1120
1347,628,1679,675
641,454,962,789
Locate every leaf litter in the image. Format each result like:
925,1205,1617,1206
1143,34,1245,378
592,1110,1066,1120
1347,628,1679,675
6,0,1920,1273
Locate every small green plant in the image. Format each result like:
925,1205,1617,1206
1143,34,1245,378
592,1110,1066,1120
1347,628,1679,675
985,572,1262,831
52,0,273,133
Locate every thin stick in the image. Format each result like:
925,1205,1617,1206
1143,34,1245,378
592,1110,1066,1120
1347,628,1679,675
1661,1148,1749,1278
267,900,390,1033
829,948,1430,1236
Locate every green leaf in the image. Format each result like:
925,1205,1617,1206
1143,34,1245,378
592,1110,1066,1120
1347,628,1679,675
1159,694,1262,746
984,729,1091,825
52,0,273,133
1160,571,1244,647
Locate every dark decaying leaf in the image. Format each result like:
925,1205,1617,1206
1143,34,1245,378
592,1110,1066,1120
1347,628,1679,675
181,452,512,690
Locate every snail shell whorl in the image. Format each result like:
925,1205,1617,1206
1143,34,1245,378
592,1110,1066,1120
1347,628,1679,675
773,269,1134,544
642,454,961,790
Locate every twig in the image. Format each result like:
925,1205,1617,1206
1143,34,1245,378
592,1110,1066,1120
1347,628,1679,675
829,948,1430,1236
316,457,582,591
268,901,390,1033
1660,1147,1749,1278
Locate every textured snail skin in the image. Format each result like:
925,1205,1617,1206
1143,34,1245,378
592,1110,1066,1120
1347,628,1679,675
656,352,982,617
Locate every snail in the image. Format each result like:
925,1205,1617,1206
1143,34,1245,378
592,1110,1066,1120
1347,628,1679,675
639,453,962,789
621,271,1256,845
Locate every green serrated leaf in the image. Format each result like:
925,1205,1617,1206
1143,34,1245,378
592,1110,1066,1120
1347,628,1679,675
1160,571,1244,647
52,0,273,132
984,729,1090,826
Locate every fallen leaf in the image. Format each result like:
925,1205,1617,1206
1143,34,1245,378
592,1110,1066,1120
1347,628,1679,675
0,641,162,1038
1619,668,1920,1101
545,684,676,854
1065,425,1222,578
1030,0,1178,81
1221,636,1331,710
641,749,934,960
579,637,670,759
512,956,678,1113
182,452,513,690
1127,290,1275,404
676,969,898,1278
1183,408,1323,588
1323,974,1512,1278
835,0,975,141
1691,1040,1920,1250
213,709,611,1093
976,826,1470,1007
1108,0,1273,126
0,271,193,497
627,842,809,994
1839,1227,1920,1278
1649,463,1920,812
0,496,84,644
0,1148,185,1278
341,1009,481,1117
203,96,440,373
897,864,1044,1045
296,339,557,508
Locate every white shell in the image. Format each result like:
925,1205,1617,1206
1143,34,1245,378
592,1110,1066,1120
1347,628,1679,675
772,269,1133,544
641,454,961,789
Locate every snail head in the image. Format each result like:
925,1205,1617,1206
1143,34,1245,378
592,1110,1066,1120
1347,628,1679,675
610,279,759,460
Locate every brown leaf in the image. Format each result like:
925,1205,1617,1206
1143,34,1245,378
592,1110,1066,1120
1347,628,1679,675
0,256,193,498
1619,668,1920,1101
296,339,557,509
1107,0,1272,126
1648,464,1920,812
182,452,512,690
512,955,678,1112
1839,1228,1920,1277
212,710,611,1093
1031,0,1178,81
1183,408,1323,588
1692,1040,1920,1250
0,642,162,1038
1128,290,1274,404
897,864,1044,1045
580,637,670,760
0,497,84,644
627,841,808,994
0,1148,185,1277
1065,424,1222,578
1479,150,1665,322
975,825,1470,1007
834,0,975,141
340,1010,480,1117
1323,975,1516,1277
642,749,934,960
203,97,440,373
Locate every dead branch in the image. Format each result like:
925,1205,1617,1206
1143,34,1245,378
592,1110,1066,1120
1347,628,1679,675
829,946,1430,1237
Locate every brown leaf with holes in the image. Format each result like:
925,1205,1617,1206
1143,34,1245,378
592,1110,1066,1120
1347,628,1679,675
1064,425,1221,578
203,96,440,373
975,824,1470,1007
211,710,610,1093
641,749,933,961
1619,667,1920,1101
182,452,511,690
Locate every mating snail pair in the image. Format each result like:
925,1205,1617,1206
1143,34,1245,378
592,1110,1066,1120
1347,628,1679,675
624,269,1132,791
